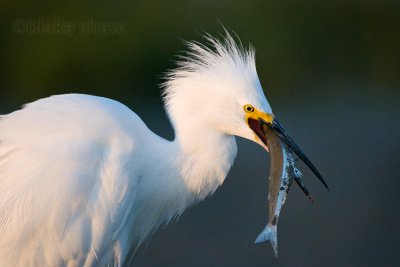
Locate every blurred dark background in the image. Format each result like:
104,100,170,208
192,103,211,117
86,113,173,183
0,1,399,266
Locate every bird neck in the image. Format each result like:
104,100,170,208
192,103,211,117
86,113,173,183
125,111,238,248
173,120,238,201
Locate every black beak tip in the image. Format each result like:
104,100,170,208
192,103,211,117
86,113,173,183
317,174,330,191
269,118,329,191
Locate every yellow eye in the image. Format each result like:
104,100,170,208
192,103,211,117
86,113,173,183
244,104,254,113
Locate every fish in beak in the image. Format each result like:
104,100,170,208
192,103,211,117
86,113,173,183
268,118,329,190
247,116,329,191
247,113,328,257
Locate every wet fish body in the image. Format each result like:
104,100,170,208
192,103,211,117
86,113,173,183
254,124,310,257
247,116,327,257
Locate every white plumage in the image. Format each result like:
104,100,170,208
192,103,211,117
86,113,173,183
0,33,272,266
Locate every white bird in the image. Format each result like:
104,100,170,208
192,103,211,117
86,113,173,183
0,32,326,267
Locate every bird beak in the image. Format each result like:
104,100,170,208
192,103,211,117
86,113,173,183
247,115,329,190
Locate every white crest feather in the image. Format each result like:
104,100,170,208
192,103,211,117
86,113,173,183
162,31,258,108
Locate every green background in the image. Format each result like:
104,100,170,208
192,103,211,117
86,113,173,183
0,1,399,266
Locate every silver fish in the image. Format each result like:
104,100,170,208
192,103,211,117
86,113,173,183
254,124,314,257
247,117,328,257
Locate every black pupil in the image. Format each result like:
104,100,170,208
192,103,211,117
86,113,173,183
247,106,252,111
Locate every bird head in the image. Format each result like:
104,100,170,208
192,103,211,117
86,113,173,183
163,31,327,188
162,32,272,147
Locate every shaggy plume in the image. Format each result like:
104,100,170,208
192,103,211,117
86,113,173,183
162,30,258,111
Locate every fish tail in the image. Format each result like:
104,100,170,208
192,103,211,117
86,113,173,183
255,224,278,257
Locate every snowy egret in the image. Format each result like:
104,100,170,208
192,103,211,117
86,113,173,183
0,32,326,266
